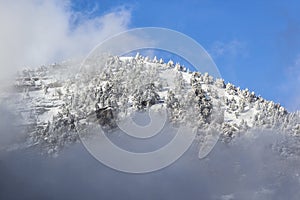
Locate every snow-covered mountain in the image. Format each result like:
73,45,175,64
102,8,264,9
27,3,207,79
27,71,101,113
1,54,299,156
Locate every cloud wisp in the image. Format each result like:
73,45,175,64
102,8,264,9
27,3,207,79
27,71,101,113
209,39,247,59
0,0,131,79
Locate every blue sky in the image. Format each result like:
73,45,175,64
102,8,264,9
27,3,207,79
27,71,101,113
1,1,299,111
69,0,300,111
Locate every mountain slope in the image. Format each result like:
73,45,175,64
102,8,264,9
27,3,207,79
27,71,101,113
1,54,299,155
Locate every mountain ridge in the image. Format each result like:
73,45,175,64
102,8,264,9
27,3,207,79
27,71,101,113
1,54,299,156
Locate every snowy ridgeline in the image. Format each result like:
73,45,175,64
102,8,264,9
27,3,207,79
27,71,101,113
1,54,299,155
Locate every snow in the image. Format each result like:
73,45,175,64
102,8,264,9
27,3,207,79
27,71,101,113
0,54,299,156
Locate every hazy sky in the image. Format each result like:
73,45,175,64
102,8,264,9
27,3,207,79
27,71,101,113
1,0,299,111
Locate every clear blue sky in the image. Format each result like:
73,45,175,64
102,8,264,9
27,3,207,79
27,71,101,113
71,0,300,111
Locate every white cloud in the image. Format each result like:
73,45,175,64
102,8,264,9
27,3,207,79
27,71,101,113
0,0,131,79
209,39,247,58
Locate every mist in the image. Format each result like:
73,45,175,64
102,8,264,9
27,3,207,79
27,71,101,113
0,2,299,199
1,121,300,200
0,0,131,80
